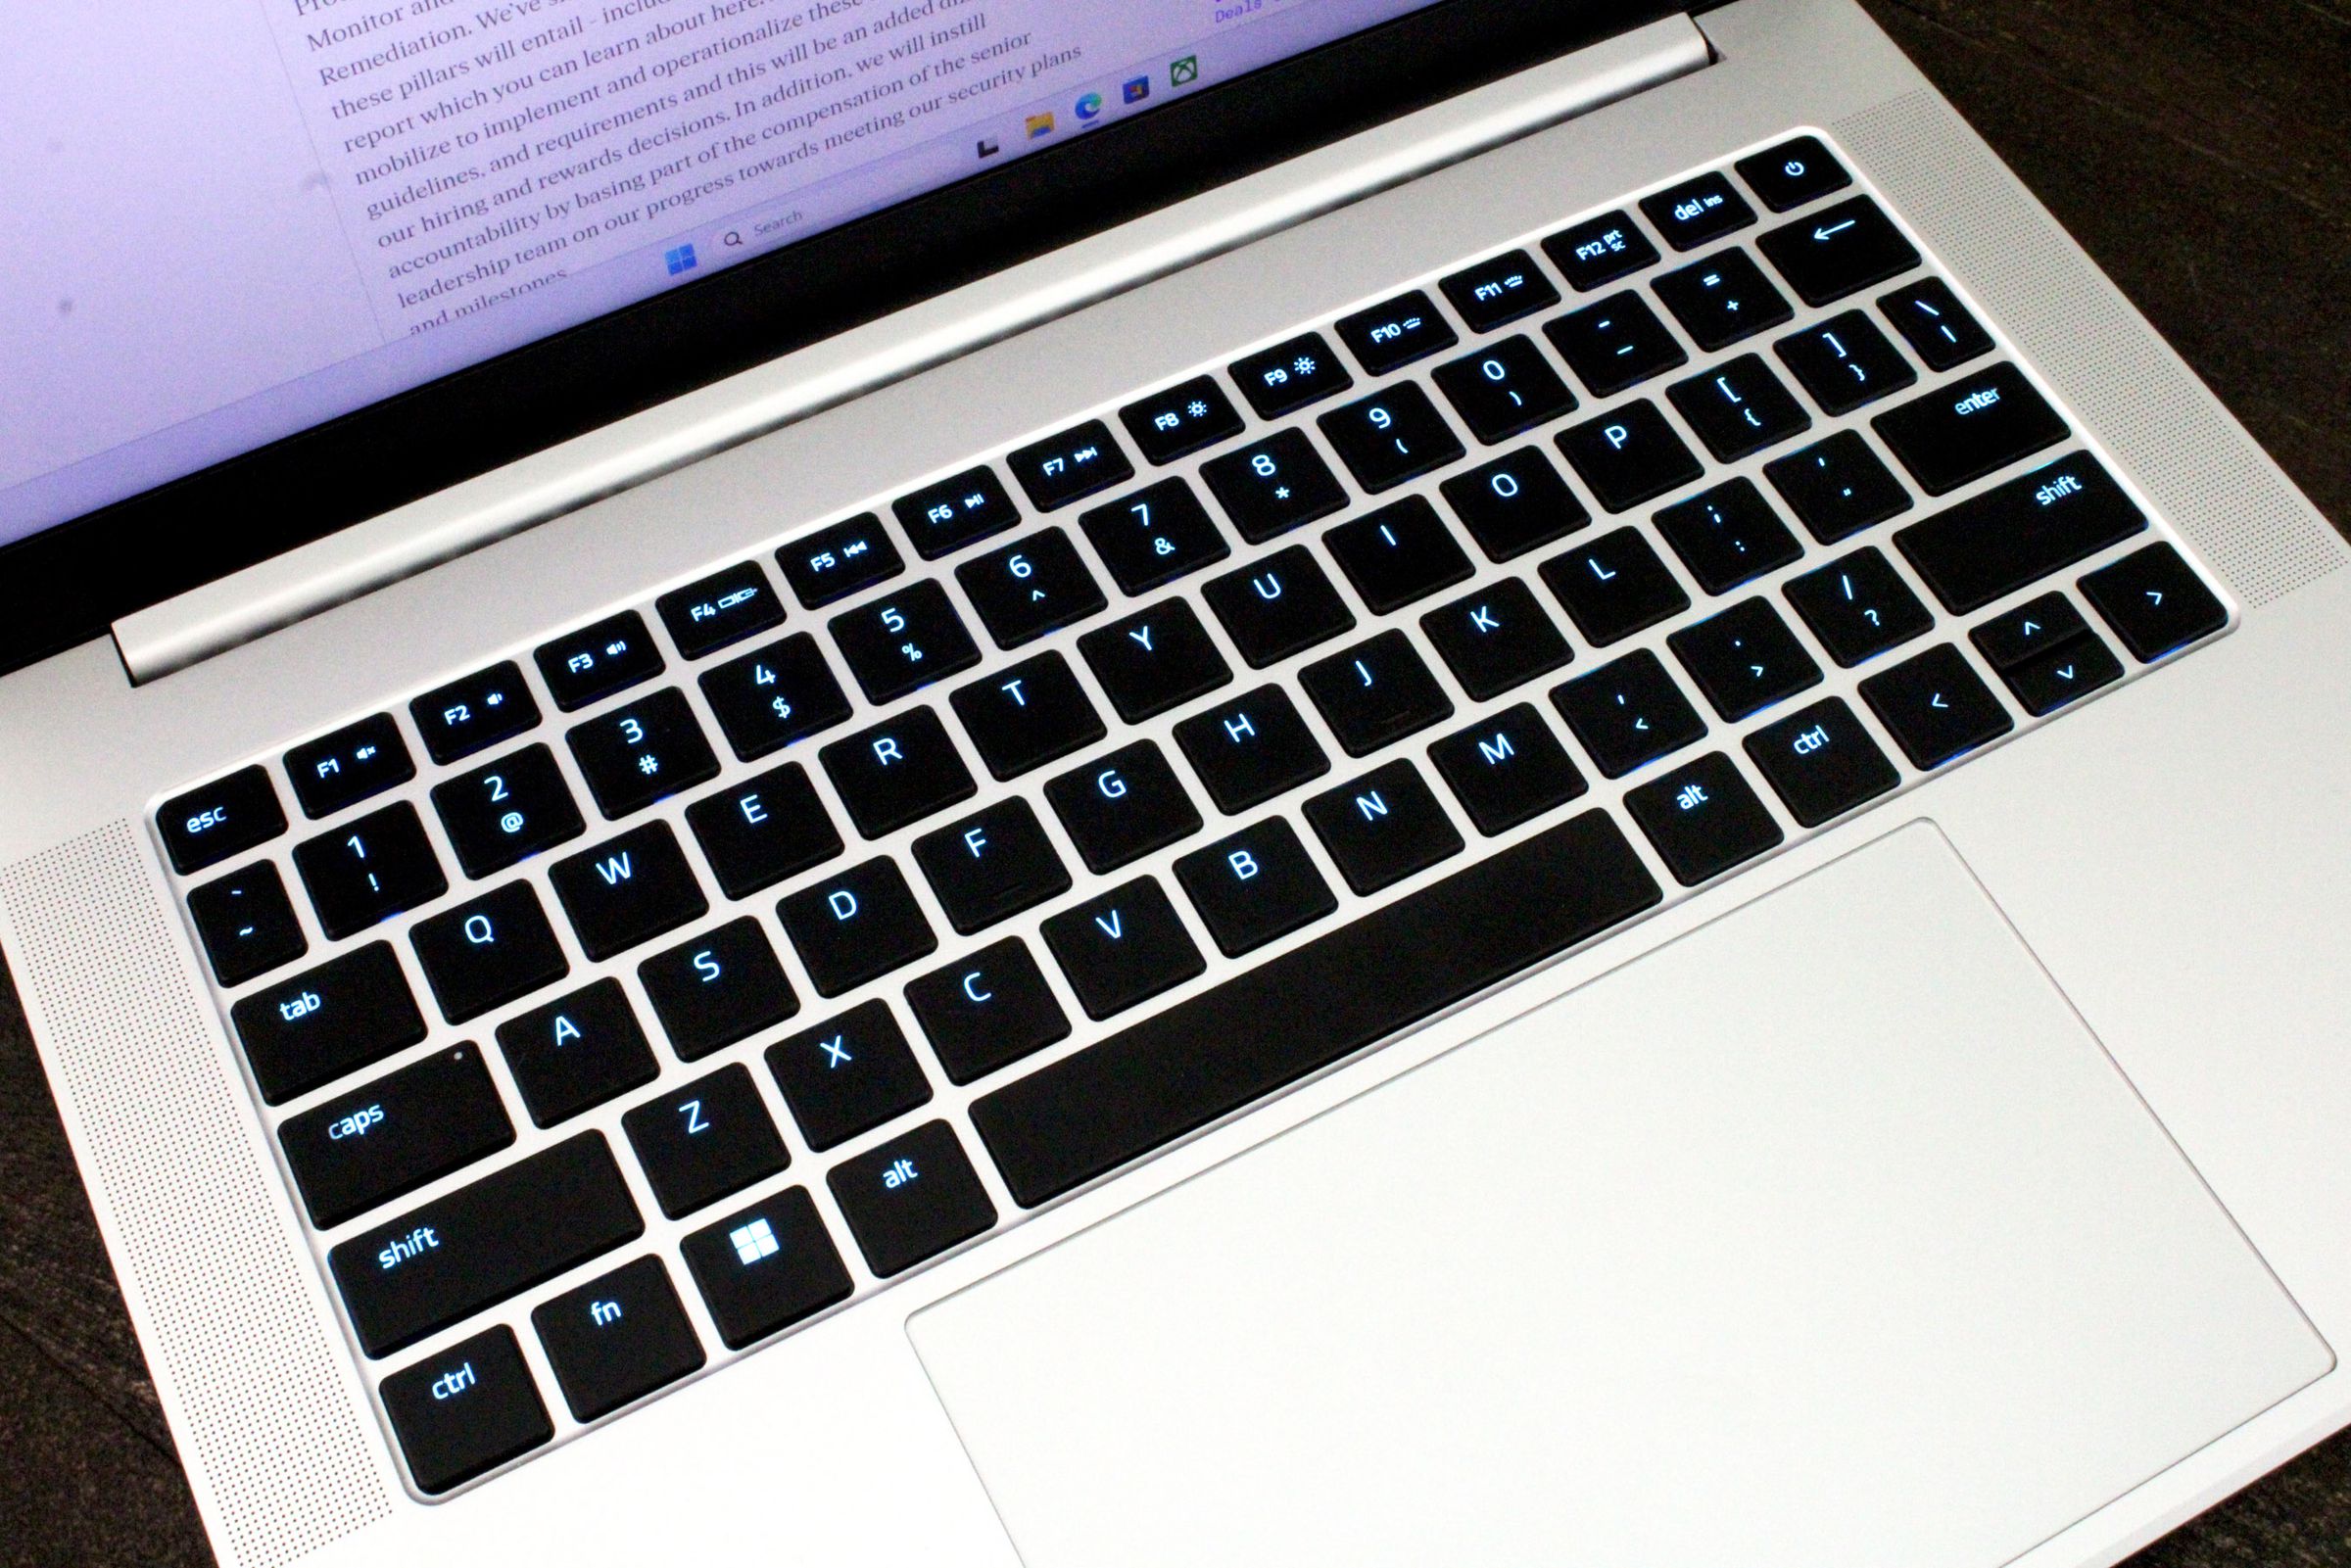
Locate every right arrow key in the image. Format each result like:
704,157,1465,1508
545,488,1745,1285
2080,542,2231,661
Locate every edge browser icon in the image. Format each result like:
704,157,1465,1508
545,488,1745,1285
1075,91,1103,122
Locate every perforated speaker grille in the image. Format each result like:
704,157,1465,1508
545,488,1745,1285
1,822,390,1568
1838,91,2343,609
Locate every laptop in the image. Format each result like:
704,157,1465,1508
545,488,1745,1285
5,0,2347,1561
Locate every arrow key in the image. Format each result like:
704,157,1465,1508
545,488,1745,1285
1858,643,2014,769
2080,542,2229,662
1969,591,2088,671
1999,631,2123,716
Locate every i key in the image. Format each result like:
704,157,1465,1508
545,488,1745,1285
1322,495,1475,613
1317,383,1466,493
293,803,447,940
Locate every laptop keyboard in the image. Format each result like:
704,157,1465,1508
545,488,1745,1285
152,132,2232,1497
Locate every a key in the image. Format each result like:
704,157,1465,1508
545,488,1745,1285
684,763,842,899
1040,878,1205,1020
1857,643,2016,768
231,942,426,1105
2080,542,2229,661
1666,354,1812,462
1879,276,1993,370
1782,546,1935,666
1079,599,1233,722
765,999,936,1151
1431,335,1576,444
1230,331,1354,418
1006,419,1134,512
891,464,1021,559
1542,210,1660,292
1654,478,1804,595
1044,739,1205,873
698,633,853,761
1544,292,1689,398
566,689,720,820
912,797,1073,934
381,1326,552,1494
411,662,540,767
777,513,905,609
1641,170,1757,251
1894,451,2146,613
1970,592,2090,671
679,1187,852,1350
279,1044,514,1229
1303,759,1465,894
497,980,660,1128
1440,249,1560,331
949,650,1106,780
1120,374,1245,465
638,917,799,1062
1175,818,1338,956
1202,545,1357,667
537,610,664,711
955,529,1108,647
1318,382,1466,492
1556,401,1703,513
1743,697,1901,827
1763,430,1914,544
1871,362,2069,496
621,1064,789,1219
1539,526,1692,646
1323,496,1475,613
1550,649,1707,777
1668,595,1824,722
1419,578,1573,699
829,1120,998,1278
1427,703,1589,834
1735,135,1852,212
410,882,569,1024
1624,752,1785,886
1079,477,1231,595
1335,289,1459,374
1174,686,1332,813
904,938,1072,1084
829,581,982,704
1440,448,1591,560
531,1257,706,1423
777,857,936,996
1652,250,1793,351
1299,631,1456,756
2001,633,2125,715
186,861,308,986
549,822,709,961
1775,310,1916,415
432,744,584,879
1199,427,1350,544
1757,195,1921,305
655,559,785,659
818,707,978,839
293,802,447,939
287,713,414,820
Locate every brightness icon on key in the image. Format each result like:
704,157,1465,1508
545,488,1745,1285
731,1217,780,1264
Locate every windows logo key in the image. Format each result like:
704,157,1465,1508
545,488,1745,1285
664,243,698,277
730,1216,780,1264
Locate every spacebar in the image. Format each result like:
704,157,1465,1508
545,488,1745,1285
971,809,1661,1208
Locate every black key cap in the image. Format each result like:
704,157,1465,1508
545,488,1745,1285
1121,375,1245,465
1872,363,2069,497
382,1326,552,1495
1079,477,1230,595
1764,431,1914,544
1079,598,1233,722
1300,631,1455,756
1557,402,1703,513
497,980,660,1128
1668,597,1823,721
1230,331,1354,418
1199,427,1349,544
1441,448,1591,560
680,1186,852,1349
1044,739,1204,873
622,1064,789,1219
1783,547,1934,666
432,744,584,879
566,689,720,820
1654,477,1804,594
913,797,1072,934
956,529,1108,647
331,1132,642,1358
830,1120,997,1278
1428,703,1588,834
1202,546,1356,668
766,999,935,1151
1175,819,1337,957
904,938,1072,1085
1653,250,1793,351
1544,292,1688,399
2080,542,2229,661
1641,170,1756,251
1542,210,1659,292
778,513,905,609
1303,760,1465,894
280,1044,514,1229
1431,336,1576,443
1550,649,1707,777
684,763,841,899
1879,276,1993,370
287,714,414,820
1744,697,1901,827
1040,878,1204,1020
1625,752,1785,886
1775,311,1915,415
1175,687,1332,813
1318,383,1466,493
550,822,708,961
1971,592,2089,671
1757,195,1921,305
1735,135,1852,212
699,634,853,761
186,862,308,987
1539,527,1692,646
410,882,568,1024
1335,289,1458,374
538,611,664,711
1323,495,1475,613
819,707,978,839
1666,354,1812,462
293,802,447,939
1420,578,1573,699
1859,643,2015,768
1894,452,2147,614
411,662,541,766
829,581,982,704
1440,249,1559,331
778,857,936,996
892,465,1020,559
2002,632,2125,715
532,1257,706,1422
1006,419,1134,512
231,942,426,1105
974,809,1660,1206
950,652,1105,781
638,918,799,1062
656,560,785,659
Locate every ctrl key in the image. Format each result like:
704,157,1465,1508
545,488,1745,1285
381,1325,552,1495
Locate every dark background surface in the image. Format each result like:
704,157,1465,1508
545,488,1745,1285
2,0,2346,1561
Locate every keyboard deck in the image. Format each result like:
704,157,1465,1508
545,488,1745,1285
152,130,2233,1497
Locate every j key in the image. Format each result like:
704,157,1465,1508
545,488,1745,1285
1624,752,1785,887
1303,759,1465,895
1335,289,1459,375
432,744,584,879
891,465,1021,559
1972,593,2089,671
1879,276,1993,370
1539,526,1691,646
1440,249,1559,331
639,917,799,1062
973,809,1660,1207
1006,419,1134,512
1318,383,1466,493
293,803,447,940
1640,170,1757,252
231,942,426,1105
622,1064,789,1219
2001,633,2124,716
698,634,853,761
778,857,937,996
1202,545,1356,667
655,559,785,659
1667,596,1823,722
819,707,977,839
410,882,568,1024
1420,578,1573,699
1858,642,2015,768
829,581,982,704
1557,401,1703,513
1040,878,1206,1020
537,610,664,711
1872,363,2069,497
411,662,541,766
684,763,842,899
904,938,1072,1084
1427,702,1589,835
1199,427,1349,543
381,1326,552,1495
950,650,1106,779
766,999,935,1151
1440,448,1591,561
1764,431,1913,544
186,862,308,987
1079,599,1232,722
1734,135,1852,212
680,1187,852,1350
1230,331,1354,419
2080,542,2229,661
287,713,414,820
1079,477,1230,595
1299,631,1456,756
330,1131,642,1358
955,529,1108,647
1175,686,1332,813
1044,739,1205,873
531,1257,705,1423
777,513,904,609
1323,495,1475,613
1666,354,1812,463
567,689,720,820
1654,477,1804,594
1120,374,1245,465
1176,818,1337,957
1431,336,1576,443
549,822,709,962
279,1045,512,1229
1652,250,1793,351
829,1120,998,1278
1757,195,1921,306
1544,292,1689,399
1894,451,2146,614
1783,547,1934,666
1550,649,1707,778
161,768,288,876
1542,210,1660,292
1743,697,1901,828
1775,311,1916,415
497,980,660,1128
913,798,1072,934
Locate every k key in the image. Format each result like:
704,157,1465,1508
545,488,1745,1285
1322,496,1474,614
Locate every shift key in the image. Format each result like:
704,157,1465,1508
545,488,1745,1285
1895,452,2146,614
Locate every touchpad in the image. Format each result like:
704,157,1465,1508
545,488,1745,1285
910,823,2329,1568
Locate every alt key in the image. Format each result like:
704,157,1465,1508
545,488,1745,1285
827,1119,998,1276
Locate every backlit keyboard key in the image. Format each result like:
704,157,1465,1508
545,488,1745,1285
1199,427,1349,543
1230,331,1354,419
684,763,842,899
2080,542,2229,661
1174,686,1332,813
1541,210,1659,292
819,706,978,839
1044,739,1204,873
955,529,1107,647
1120,374,1245,465
549,821,709,961
411,662,541,766
1970,592,2088,671
410,881,568,1024
638,917,799,1062
1879,277,1993,370
1079,477,1230,595
1743,697,1899,827
1079,599,1232,721
829,581,982,704
1871,363,2069,497
1734,135,1852,212
1624,751,1785,886
1782,546,1934,666
1652,250,1792,351
778,857,937,996
681,1187,852,1350
2000,632,2124,715
1667,596,1822,722
159,765,286,876
497,980,661,1128
949,651,1106,780
1757,195,1920,305
1431,334,1577,444
912,797,1072,934
1175,818,1337,956
293,802,447,939
1665,354,1812,462
1539,526,1691,646
1040,877,1205,1019
1419,578,1573,700
1857,643,2015,768
1299,631,1455,756
1202,545,1356,668
903,937,1072,1084
828,1120,998,1278
186,861,308,987
777,513,904,608
1335,289,1459,375
766,999,936,1151
566,689,719,819
1427,703,1588,835
622,1064,789,1219
1640,170,1756,251
1550,649,1706,778
1302,759,1465,894
1322,495,1474,613
1544,292,1688,399
1763,431,1913,545
1556,401,1703,513
1774,310,1916,415
286,713,413,820
698,634,854,761
1893,451,2145,613
1006,419,1134,512
1439,249,1559,331
537,610,664,711
231,941,426,1105
531,1258,706,1423
1654,478,1803,595
1317,382,1466,492
431,743,584,879
382,1326,552,1495
656,559,784,659
892,465,1021,559
279,1044,514,1228
1440,448,1590,561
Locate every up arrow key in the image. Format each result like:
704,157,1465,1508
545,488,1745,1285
2020,619,2040,637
